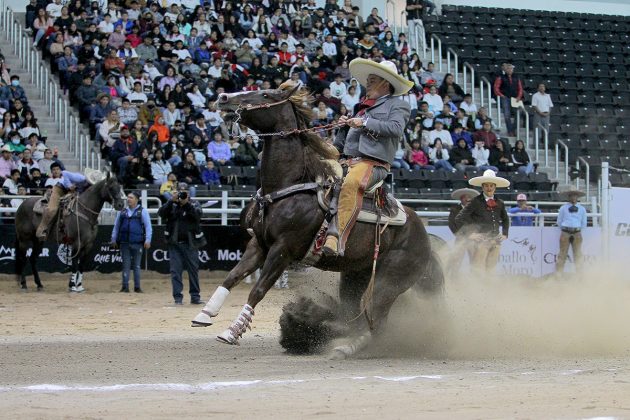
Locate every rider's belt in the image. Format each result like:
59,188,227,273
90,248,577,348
561,227,581,234
346,156,391,172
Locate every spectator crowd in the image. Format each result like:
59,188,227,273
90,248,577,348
18,0,544,205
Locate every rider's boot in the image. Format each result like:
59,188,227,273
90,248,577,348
322,184,341,257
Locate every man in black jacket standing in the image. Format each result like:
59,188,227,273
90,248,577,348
454,170,510,273
158,184,204,305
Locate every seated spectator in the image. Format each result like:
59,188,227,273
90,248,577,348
423,84,443,115
392,138,411,170
127,82,148,104
175,151,202,185
160,172,179,202
147,115,170,144
110,125,138,177
429,121,453,149
3,169,20,194
459,93,478,117
473,120,499,149
408,139,434,170
6,131,25,154
511,139,535,175
16,148,39,182
76,75,100,117
0,145,16,180
438,73,465,103
201,159,221,186
508,193,541,227
138,98,161,128
207,132,233,166
37,147,62,176
26,167,47,195
186,85,206,109
455,109,474,132
56,46,78,90
435,104,456,130
98,109,121,157
420,62,443,85
234,135,259,167
450,138,476,172
90,94,114,133
186,134,208,166
341,84,360,112
429,139,456,172
489,140,513,172
471,139,498,172
451,123,473,149
11,184,28,207
312,101,334,126
117,99,138,127
44,162,63,188
126,148,153,187
415,101,435,131
474,107,496,130
329,74,347,99
235,41,256,68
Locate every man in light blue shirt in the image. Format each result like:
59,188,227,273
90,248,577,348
556,189,587,273
508,193,541,227
207,132,233,166
111,191,152,293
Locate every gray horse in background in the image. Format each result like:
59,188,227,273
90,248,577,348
14,173,125,292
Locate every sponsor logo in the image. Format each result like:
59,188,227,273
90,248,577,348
153,249,169,262
57,244,73,265
217,249,242,261
0,245,15,261
614,223,630,236
93,244,123,264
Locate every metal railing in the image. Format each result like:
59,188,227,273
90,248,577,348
554,139,570,185
0,3,97,171
446,47,459,83
534,124,550,167
479,76,494,120
576,156,591,202
430,34,443,71
386,0,397,32
515,106,530,148
462,61,475,104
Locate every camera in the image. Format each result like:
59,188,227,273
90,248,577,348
178,191,188,200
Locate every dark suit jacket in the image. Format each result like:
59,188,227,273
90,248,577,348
448,204,463,234
454,194,510,238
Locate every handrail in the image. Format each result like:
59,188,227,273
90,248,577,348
577,156,591,202
515,106,530,148
462,61,475,104
534,124,549,167
386,0,396,31
430,34,443,72
446,47,459,83
496,96,502,129
555,139,569,185
399,10,407,36
479,76,492,120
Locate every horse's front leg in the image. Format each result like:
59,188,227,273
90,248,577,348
216,243,292,345
192,238,265,327
30,241,44,291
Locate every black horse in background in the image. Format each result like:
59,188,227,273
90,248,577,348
192,84,445,358
14,173,125,292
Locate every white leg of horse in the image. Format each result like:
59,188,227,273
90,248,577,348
68,272,77,292
191,286,230,327
330,332,372,360
216,304,254,345
74,272,85,293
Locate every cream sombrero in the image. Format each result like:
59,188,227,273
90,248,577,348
558,185,585,198
84,168,106,184
451,188,480,200
468,169,510,188
349,58,414,96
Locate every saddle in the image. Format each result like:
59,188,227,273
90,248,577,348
33,191,77,217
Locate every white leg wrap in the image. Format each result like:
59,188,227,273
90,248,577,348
331,333,371,359
191,286,230,327
217,304,254,345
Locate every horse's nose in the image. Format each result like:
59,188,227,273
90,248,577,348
218,93,229,104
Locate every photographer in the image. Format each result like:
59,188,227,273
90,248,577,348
157,183,204,305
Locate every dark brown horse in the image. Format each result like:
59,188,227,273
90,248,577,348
193,84,444,358
14,173,125,292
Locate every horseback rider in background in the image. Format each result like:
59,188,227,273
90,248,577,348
323,58,414,256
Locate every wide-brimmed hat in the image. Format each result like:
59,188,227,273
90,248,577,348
451,188,480,200
84,168,105,184
468,169,510,188
558,185,585,198
349,58,414,96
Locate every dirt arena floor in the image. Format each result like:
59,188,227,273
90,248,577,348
2,268,630,419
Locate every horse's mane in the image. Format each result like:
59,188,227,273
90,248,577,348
278,82,340,181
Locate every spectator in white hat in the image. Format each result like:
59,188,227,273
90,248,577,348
508,193,541,227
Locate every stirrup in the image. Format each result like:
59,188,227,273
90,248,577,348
322,236,339,257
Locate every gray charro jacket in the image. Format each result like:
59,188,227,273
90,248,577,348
333,95,411,164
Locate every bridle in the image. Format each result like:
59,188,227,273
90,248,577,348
229,95,346,139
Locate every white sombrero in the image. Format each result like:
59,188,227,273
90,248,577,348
84,168,106,184
349,58,414,96
451,188,480,200
558,184,585,198
468,169,510,188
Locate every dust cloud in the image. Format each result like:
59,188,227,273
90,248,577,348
374,260,630,359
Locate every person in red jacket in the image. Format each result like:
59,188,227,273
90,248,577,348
493,63,522,137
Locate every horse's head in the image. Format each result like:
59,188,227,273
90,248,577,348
216,84,302,132
102,172,126,210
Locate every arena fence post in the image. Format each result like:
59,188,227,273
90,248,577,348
601,162,610,262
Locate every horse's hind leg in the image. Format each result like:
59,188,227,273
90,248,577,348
14,241,27,291
29,241,44,291
192,238,264,327
216,243,292,345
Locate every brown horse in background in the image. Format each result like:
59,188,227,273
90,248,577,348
193,84,444,358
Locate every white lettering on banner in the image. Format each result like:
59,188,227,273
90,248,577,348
198,251,209,263
153,249,169,262
609,187,630,260
217,249,242,261
0,246,50,261
93,244,122,265
426,226,601,278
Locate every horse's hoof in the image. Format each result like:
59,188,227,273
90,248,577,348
216,330,239,345
191,311,214,327
329,348,348,360
69,286,85,293
36,286,44,292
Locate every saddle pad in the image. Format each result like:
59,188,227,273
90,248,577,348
357,198,407,226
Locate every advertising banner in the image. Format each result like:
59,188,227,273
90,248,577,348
608,187,630,261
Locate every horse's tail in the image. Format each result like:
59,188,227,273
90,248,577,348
14,236,25,284
414,249,446,296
